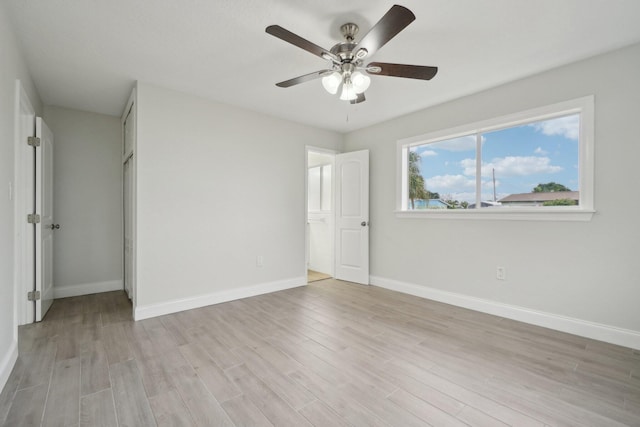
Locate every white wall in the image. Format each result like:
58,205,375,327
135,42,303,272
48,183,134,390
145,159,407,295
135,83,342,317
344,43,640,347
0,3,42,391
43,106,123,298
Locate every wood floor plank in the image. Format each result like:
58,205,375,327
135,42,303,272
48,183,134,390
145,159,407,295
80,340,110,396
168,364,234,427
184,326,242,370
456,405,510,427
109,359,156,427
232,345,316,410
100,323,133,365
297,399,352,427
178,343,241,403
42,357,81,427
136,353,176,398
3,383,49,427
148,390,195,427
0,357,25,425
339,381,430,427
80,388,118,427
288,369,390,427
387,388,467,427
142,318,182,356
18,339,56,390
226,364,312,427
221,395,274,427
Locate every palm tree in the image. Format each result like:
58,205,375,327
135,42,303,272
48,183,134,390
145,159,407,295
408,151,429,209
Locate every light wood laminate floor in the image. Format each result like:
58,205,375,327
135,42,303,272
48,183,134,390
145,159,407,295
307,270,332,283
1,280,639,426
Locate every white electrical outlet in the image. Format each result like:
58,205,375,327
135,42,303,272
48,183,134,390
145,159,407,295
496,266,506,280
256,255,264,267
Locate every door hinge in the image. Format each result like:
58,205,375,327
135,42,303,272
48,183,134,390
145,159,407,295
27,136,41,147
27,214,40,224
27,290,40,301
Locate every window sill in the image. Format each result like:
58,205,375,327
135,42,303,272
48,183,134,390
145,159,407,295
395,208,595,221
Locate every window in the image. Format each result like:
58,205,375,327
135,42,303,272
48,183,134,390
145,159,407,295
397,96,594,220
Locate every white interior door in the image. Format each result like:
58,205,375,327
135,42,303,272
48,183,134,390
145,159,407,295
16,81,36,325
123,157,133,298
335,149,369,284
122,99,136,303
35,117,54,320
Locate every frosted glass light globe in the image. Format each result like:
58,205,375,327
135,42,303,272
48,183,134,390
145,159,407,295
351,71,371,94
321,72,341,95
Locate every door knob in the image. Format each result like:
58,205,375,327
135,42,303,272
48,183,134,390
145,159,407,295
49,224,60,230
361,221,368,227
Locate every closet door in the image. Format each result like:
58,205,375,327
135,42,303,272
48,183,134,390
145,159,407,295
123,101,135,301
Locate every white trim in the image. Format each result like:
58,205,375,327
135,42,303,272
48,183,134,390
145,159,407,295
371,275,640,351
53,280,123,299
395,208,595,221
0,340,18,394
134,277,307,321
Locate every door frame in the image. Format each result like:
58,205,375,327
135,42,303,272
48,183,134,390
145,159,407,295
121,89,137,313
304,146,337,281
14,80,37,326
34,117,55,321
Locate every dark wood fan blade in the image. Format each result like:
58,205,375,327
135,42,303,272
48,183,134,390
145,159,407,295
356,5,415,57
266,25,338,62
350,93,366,104
367,62,438,80
276,70,333,88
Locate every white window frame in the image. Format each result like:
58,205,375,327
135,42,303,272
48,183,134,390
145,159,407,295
396,96,595,221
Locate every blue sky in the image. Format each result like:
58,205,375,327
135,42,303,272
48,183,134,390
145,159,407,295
411,114,580,203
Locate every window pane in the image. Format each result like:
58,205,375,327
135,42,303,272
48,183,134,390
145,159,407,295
481,114,580,208
408,135,477,209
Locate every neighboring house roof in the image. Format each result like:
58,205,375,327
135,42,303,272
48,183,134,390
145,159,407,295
499,191,579,203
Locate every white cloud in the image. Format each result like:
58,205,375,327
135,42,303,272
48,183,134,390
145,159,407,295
460,158,476,175
530,115,579,140
534,147,548,155
426,174,476,190
482,179,500,189
417,149,437,157
461,156,562,177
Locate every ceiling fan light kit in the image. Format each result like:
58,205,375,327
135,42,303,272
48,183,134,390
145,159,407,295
266,4,438,104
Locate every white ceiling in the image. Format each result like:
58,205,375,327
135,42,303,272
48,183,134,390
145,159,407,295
4,0,640,133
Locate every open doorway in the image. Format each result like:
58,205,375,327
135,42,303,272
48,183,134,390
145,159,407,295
306,147,335,283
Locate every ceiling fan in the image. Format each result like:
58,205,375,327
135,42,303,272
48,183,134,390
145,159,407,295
265,4,438,104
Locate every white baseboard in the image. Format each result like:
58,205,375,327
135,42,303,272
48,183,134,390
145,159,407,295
53,280,123,299
370,275,640,350
0,340,18,394
134,276,307,321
